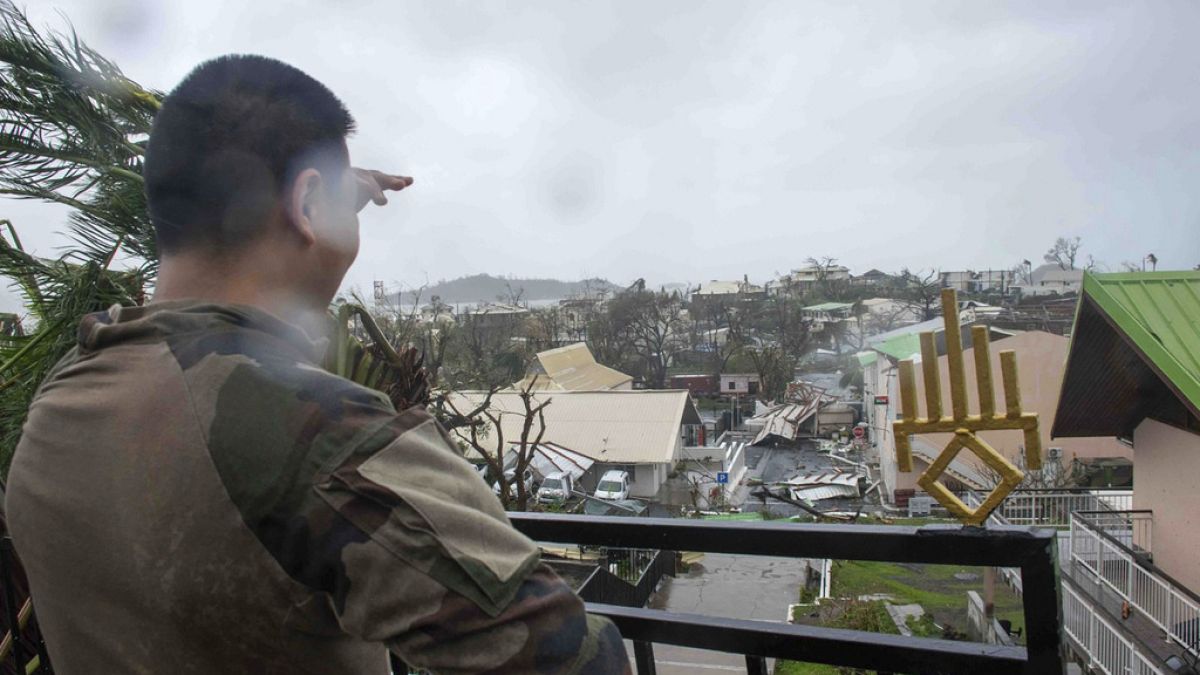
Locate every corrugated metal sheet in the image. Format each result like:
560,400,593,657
1085,271,1200,413
749,398,823,445
515,442,595,482
790,484,859,502
515,343,633,391
449,390,698,464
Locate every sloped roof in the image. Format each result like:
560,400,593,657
447,390,701,464
693,280,762,295
1039,269,1084,284
516,343,633,391
803,302,854,312
1054,271,1200,437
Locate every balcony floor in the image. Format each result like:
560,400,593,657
1062,560,1182,669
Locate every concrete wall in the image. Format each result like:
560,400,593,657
966,591,1015,646
720,374,759,394
631,463,666,498
1132,418,1200,592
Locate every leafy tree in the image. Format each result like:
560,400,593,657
601,285,689,389
0,4,160,474
739,296,812,400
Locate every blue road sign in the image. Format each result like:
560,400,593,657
717,471,729,484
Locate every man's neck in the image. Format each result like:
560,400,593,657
153,251,330,337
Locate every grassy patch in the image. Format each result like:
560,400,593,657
774,661,843,675
830,560,1025,638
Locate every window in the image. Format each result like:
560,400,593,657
728,381,736,390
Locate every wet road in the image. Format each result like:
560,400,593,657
622,552,809,674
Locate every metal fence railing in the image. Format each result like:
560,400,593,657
507,512,1064,674
1071,511,1198,658
1063,583,1163,675
992,489,1133,529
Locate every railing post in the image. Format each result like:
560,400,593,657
633,641,657,675
1126,554,1134,600
745,655,768,675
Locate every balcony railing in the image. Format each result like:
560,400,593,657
508,512,1063,674
1070,511,1198,658
989,489,1133,529
1063,583,1164,675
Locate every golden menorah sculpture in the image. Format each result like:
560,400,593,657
892,288,1041,525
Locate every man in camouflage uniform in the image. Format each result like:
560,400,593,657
6,55,630,674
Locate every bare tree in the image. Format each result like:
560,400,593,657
437,378,550,511
897,268,941,321
1010,260,1034,287
1044,236,1082,271
690,299,745,379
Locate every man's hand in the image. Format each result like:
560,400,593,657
354,168,413,212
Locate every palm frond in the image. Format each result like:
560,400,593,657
0,1,160,265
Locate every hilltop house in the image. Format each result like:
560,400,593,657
689,276,767,311
1018,263,1084,296
774,264,851,294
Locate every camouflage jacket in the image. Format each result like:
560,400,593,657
6,302,629,674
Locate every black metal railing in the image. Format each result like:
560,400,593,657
578,548,676,609
510,513,1063,674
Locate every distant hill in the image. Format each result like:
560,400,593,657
393,274,622,306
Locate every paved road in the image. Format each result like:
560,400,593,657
622,552,808,674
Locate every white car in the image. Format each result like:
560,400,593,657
537,471,575,504
493,468,535,497
593,470,631,501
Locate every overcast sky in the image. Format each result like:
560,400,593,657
4,0,1198,310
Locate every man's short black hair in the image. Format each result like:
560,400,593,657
145,55,356,253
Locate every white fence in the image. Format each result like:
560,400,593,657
994,490,1133,528
1070,512,1199,658
963,490,1133,599
1063,583,1163,675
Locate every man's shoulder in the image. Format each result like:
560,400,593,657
168,322,403,524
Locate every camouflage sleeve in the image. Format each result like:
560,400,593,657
315,408,631,674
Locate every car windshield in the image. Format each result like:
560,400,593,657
598,480,623,492
542,478,562,489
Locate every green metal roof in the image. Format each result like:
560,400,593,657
802,302,854,312
856,351,878,368
1082,271,1200,413
873,334,923,362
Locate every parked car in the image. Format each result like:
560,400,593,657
493,468,535,497
593,470,631,501
537,471,575,504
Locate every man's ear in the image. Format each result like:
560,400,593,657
285,168,323,246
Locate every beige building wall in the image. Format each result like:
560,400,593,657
914,331,1131,467
1132,418,1200,592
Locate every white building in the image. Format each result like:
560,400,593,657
447,389,702,498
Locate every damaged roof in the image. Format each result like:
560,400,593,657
515,342,633,391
